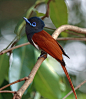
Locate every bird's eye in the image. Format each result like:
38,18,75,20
32,22,36,27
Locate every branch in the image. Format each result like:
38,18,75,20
41,0,51,20
57,37,86,41
0,42,30,55
0,90,15,94
5,36,18,49
52,25,86,39
13,55,47,99
66,31,84,37
0,77,28,91
63,80,86,99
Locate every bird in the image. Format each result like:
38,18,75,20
23,16,77,99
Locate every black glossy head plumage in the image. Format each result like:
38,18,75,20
23,17,45,34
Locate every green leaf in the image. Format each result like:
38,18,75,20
0,54,9,85
36,0,45,4
61,31,68,37
50,0,68,28
36,10,45,17
34,50,65,99
0,94,2,99
9,36,35,91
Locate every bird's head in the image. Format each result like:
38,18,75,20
23,17,45,34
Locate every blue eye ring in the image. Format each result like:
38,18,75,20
31,22,36,27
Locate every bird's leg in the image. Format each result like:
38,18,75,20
38,51,47,59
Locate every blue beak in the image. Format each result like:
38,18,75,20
23,17,31,25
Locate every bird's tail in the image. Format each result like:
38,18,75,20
61,65,77,99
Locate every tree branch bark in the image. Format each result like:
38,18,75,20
0,42,30,55
13,55,47,99
52,25,86,39
57,37,86,41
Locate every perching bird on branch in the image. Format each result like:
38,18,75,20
23,17,77,99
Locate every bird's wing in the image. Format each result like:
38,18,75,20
32,30,77,98
32,30,63,62
56,42,70,59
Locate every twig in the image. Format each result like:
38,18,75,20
0,42,30,55
56,37,86,41
41,0,51,20
52,25,86,39
44,26,56,31
9,39,19,56
45,27,85,37
5,36,18,49
0,90,15,93
63,80,86,99
0,77,28,91
29,0,45,18
66,31,84,37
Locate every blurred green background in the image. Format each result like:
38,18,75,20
0,0,86,99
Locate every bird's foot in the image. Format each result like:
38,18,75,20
38,51,47,60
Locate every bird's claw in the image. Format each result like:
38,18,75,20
38,51,47,60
